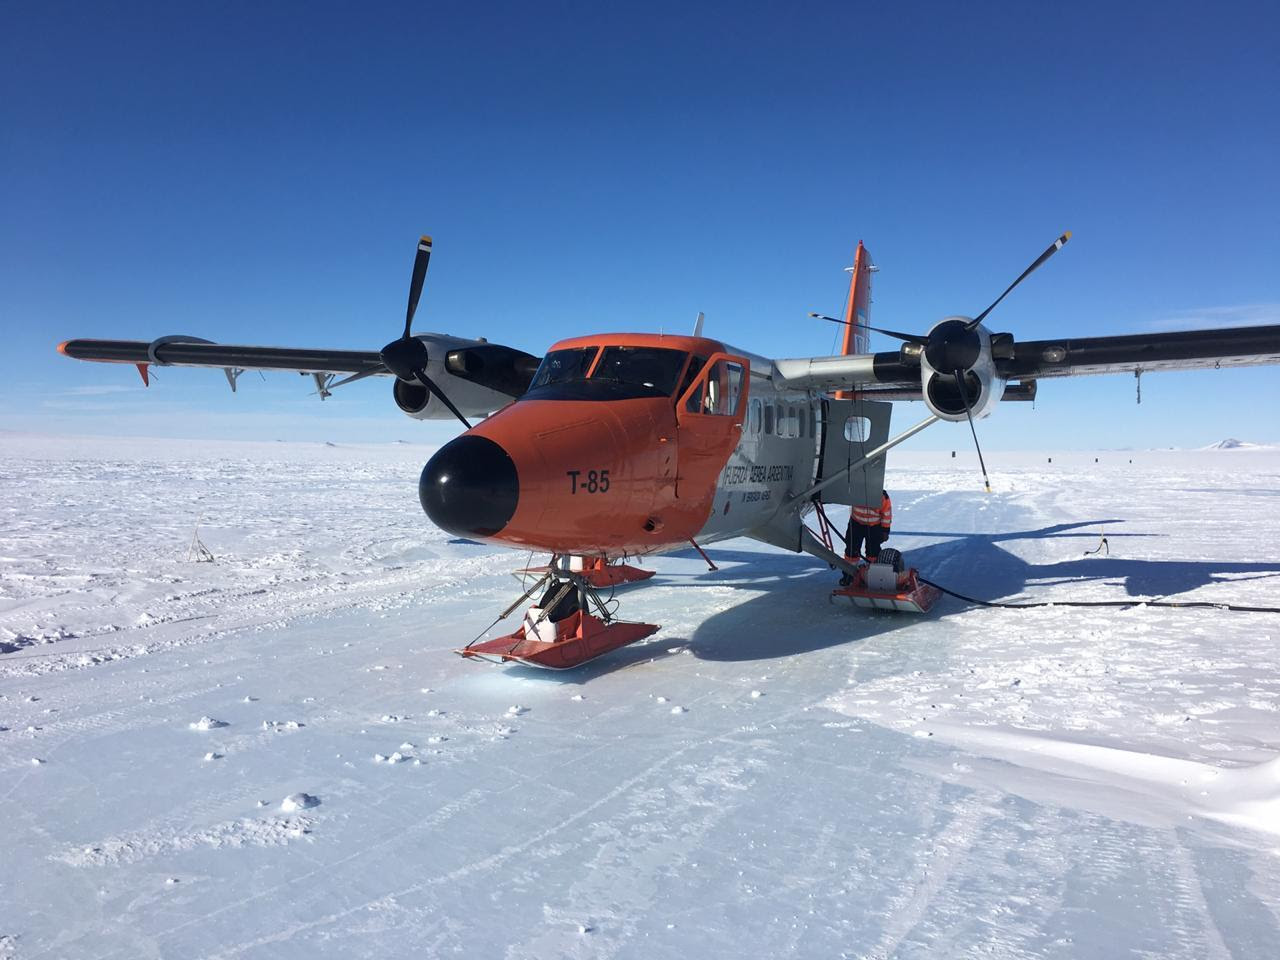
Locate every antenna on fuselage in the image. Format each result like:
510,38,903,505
692,311,705,337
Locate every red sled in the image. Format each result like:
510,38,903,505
517,558,655,589
458,608,659,670
831,565,941,614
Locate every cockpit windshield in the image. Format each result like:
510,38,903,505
590,346,688,397
523,344,693,401
529,347,598,389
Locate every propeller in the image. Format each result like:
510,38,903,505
814,232,1071,494
967,231,1071,330
379,236,473,429
810,231,1072,358
955,368,992,494
807,312,925,344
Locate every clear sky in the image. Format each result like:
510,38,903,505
2,0,1277,450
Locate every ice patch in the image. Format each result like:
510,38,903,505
57,814,317,866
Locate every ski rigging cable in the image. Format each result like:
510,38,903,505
916,577,1280,614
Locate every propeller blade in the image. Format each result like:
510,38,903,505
967,231,1071,329
955,369,992,494
414,366,472,429
403,235,433,340
808,313,927,345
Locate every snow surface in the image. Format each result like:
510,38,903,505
3,435,1280,958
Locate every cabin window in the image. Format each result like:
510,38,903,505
763,403,774,434
748,399,761,435
530,347,597,388
844,416,871,442
592,346,688,397
798,407,806,438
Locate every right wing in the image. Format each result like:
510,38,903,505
774,323,1280,395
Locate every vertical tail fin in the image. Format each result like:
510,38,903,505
835,240,873,399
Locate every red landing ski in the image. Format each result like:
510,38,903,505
458,609,659,670
831,564,941,614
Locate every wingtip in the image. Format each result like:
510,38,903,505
56,340,70,356
1063,230,1072,242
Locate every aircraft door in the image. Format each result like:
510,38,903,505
675,353,749,500
818,397,893,507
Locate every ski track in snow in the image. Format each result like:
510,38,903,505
2,437,1280,958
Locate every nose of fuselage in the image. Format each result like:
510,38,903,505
419,434,519,539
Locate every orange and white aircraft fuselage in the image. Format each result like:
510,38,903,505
56,232,1280,668
422,332,827,559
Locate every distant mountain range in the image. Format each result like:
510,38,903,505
1201,438,1277,450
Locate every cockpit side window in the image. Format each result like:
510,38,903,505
529,347,598,389
591,346,689,397
677,355,706,401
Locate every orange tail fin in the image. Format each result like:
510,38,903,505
835,240,873,399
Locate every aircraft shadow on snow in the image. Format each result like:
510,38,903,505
667,520,1280,663
503,521,1280,675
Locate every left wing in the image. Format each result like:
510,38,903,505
55,236,541,422
58,337,385,375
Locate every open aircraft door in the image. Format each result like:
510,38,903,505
675,353,749,499
818,397,893,507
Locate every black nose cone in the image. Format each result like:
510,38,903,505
419,435,519,538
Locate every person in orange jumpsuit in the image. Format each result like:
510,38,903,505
840,490,892,586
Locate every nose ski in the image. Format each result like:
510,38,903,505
459,557,659,669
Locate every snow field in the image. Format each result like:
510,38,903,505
1,436,1279,958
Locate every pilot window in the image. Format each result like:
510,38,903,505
678,355,706,401
529,347,598,388
684,359,746,416
592,346,688,397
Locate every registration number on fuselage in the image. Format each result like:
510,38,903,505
566,469,611,494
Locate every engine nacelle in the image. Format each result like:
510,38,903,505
391,334,535,420
919,317,1006,422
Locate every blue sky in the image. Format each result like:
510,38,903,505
2,0,1277,449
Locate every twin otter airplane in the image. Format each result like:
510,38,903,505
60,234,1280,668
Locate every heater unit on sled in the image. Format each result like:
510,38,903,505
831,549,940,614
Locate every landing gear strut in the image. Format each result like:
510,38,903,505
458,557,659,669
516,554,655,589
